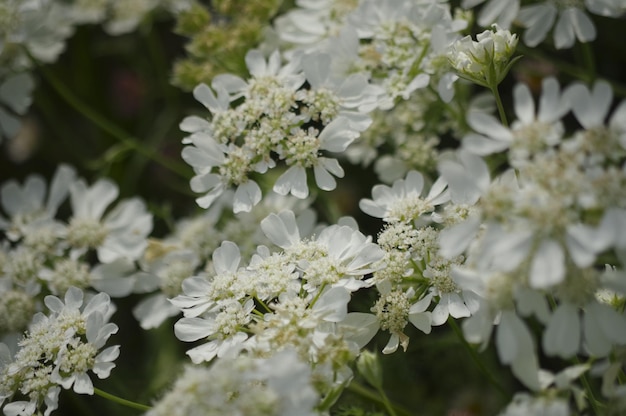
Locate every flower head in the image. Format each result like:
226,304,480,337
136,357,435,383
448,24,518,88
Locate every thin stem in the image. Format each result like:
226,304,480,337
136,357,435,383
346,381,413,416
308,283,327,308
491,84,508,128
254,296,273,313
448,318,510,400
377,386,399,416
579,369,603,414
94,387,151,411
36,64,190,179
579,41,596,82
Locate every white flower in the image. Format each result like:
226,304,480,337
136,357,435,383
174,298,254,363
300,51,380,122
447,24,518,87
273,117,358,199
50,319,120,395
170,241,247,318
132,249,200,329
171,241,256,363
67,178,153,262
565,79,626,149
0,73,35,142
273,0,357,51
339,285,433,354
360,170,449,223
245,286,357,391
213,49,305,101
517,3,597,49
146,349,319,416
543,299,626,359
0,287,119,415
260,210,384,290
463,77,569,165
0,164,76,241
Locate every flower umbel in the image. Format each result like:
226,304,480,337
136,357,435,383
448,24,519,89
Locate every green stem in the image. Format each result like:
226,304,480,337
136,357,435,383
346,381,413,416
491,84,508,128
94,387,151,411
254,296,273,313
308,283,327,308
377,386,399,416
36,64,190,179
579,41,596,82
579,369,603,414
448,318,510,400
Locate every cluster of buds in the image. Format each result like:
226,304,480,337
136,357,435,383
447,24,519,89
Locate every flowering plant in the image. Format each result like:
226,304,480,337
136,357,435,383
1,1,626,415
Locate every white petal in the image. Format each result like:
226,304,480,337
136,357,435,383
447,293,471,319
583,304,612,357
313,287,350,322
339,312,379,348
529,239,565,288
213,241,241,275
468,112,512,141
542,302,580,358
303,52,329,88
313,165,337,191
586,301,626,345
513,82,535,124
180,115,210,133
193,84,219,112
437,72,458,103
438,215,481,258
382,333,400,354
260,210,300,248
174,317,215,342
408,311,432,334
463,133,510,155
496,311,521,363
273,166,309,199
187,341,219,363
133,295,178,329
510,351,541,392
245,49,267,77
0,73,34,114
73,373,94,395
538,77,568,122
430,303,449,326
519,5,556,47
554,9,576,49
570,7,596,43
233,181,261,213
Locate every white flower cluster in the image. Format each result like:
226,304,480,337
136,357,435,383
181,48,380,212
4,0,626,414
170,209,384,401
0,165,152,339
0,287,119,416
146,349,319,416
447,24,519,88
267,0,477,179
433,77,626,394
133,192,315,330
355,170,480,353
